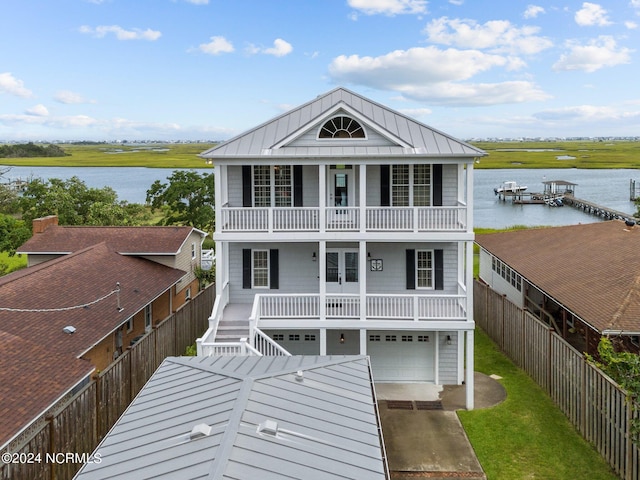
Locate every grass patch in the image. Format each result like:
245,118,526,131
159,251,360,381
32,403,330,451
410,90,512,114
471,140,640,169
0,143,216,168
0,252,27,274
459,329,618,480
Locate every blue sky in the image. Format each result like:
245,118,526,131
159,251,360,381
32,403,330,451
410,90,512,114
2,0,640,141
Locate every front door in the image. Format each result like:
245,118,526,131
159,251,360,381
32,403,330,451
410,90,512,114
329,169,351,208
326,249,359,294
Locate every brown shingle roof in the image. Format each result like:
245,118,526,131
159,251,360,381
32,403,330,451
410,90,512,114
17,225,201,255
0,242,185,357
476,220,640,334
0,243,186,447
0,332,93,448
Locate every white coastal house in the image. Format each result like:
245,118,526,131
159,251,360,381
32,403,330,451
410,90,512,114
197,87,485,409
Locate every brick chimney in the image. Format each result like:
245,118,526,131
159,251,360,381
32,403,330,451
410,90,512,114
32,215,59,234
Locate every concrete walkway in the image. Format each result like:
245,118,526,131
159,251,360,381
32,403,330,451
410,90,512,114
376,372,506,480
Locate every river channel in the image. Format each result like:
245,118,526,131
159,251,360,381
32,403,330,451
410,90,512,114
3,166,639,229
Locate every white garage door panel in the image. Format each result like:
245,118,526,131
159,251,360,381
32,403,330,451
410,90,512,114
367,331,434,382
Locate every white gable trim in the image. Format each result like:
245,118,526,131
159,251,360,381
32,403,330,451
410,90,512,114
270,102,412,151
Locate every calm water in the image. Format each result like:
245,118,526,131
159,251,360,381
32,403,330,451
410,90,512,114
3,166,639,229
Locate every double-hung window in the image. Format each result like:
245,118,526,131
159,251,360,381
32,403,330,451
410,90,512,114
416,249,434,289
253,165,292,207
391,164,432,206
252,250,269,288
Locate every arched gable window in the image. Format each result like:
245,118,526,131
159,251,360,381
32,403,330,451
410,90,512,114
318,116,365,139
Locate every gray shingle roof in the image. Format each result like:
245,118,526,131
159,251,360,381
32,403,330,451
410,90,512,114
74,355,387,480
200,87,485,159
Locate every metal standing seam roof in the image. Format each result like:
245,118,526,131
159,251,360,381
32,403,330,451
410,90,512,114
200,87,486,159
73,355,388,480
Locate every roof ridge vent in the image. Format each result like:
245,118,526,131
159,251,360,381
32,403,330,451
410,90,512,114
190,423,212,440
257,419,279,436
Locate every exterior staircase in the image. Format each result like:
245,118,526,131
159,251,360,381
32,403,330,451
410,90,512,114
215,304,252,342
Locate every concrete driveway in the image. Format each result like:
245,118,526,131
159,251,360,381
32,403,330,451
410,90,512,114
376,372,506,480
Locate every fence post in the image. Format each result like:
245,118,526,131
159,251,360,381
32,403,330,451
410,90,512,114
46,415,55,480
626,402,632,480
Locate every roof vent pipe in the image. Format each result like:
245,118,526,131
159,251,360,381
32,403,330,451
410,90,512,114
190,423,212,440
257,419,279,436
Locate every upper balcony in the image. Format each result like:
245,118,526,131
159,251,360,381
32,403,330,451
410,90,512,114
219,205,467,233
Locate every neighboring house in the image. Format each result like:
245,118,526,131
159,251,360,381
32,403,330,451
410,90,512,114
0,217,207,450
197,87,485,409
476,219,640,356
73,355,388,480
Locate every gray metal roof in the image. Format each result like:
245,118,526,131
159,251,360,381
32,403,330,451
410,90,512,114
200,87,485,159
74,355,387,480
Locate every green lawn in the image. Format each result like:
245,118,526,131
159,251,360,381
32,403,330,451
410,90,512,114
0,251,27,274
458,329,618,480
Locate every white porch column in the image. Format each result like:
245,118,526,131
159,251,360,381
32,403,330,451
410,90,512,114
360,329,367,355
359,164,366,233
319,164,326,233
466,329,475,410
320,328,327,355
319,240,326,320
359,240,367,321
215,240,224,297
214,165,223,236
466,162,474,232
466,240,474,318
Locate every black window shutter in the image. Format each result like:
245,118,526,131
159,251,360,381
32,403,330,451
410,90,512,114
242,249,251,289
406,249,415,290
380,165,390,206
435,249,444,290
433,164,443,206
293,165,303,207
270,249,279,289
242,165,252,207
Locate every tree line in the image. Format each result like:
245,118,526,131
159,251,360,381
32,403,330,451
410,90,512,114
0,143,68,158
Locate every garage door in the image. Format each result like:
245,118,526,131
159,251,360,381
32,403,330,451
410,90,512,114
367,331,435,382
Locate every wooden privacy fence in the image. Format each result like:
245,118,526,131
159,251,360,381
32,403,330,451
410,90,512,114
0,284,214,480
474,280,639,480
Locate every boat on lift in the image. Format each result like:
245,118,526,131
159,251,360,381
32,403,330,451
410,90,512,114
494,181,528,195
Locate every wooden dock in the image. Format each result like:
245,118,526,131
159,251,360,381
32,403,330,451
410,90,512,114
561,196,637,222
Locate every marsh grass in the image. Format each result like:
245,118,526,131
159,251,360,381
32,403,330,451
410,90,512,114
2,141,640,169
458,329,619,480
0,143,216,168
471,140,640,169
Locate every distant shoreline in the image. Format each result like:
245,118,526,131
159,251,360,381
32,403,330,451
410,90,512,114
1,141,640,169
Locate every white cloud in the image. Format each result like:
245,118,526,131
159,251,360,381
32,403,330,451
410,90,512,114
54,90,95,104
198,36,234,55
246,38,293,57
523,5,545,19
0,113,97,128
263,38,293,57
575,2,612,26
0,72,33,98
347,0,427,16
183,0,208,4
424,17,553,55
79,25,161,41
449,0,463,5
553,35,632,72
625,21,638,29
328,46,550,106
25,104,49,116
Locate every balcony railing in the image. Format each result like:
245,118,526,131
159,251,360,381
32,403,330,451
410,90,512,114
219,205,467,233
254,293,467,322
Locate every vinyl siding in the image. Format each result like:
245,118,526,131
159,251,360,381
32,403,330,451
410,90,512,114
366,243,458,294
438,331,460,384
229,243,320,304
